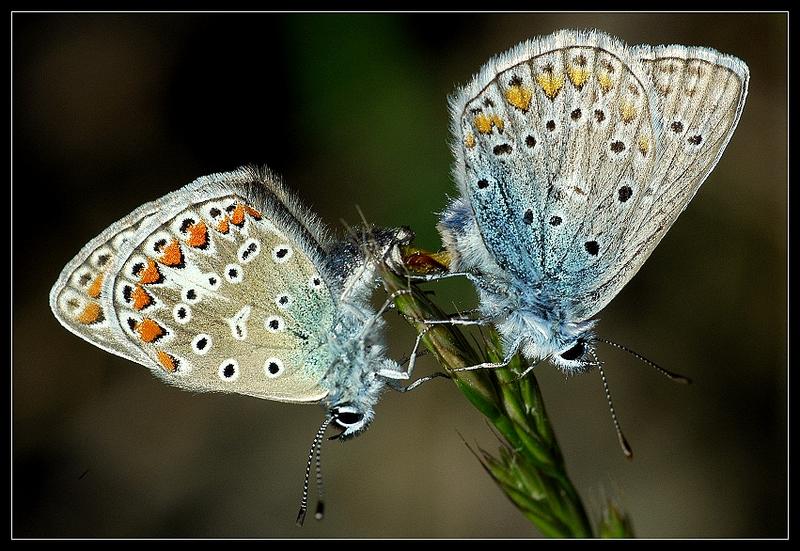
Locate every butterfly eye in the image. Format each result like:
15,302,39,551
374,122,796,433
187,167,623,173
559,339,586,361
333,408,364,427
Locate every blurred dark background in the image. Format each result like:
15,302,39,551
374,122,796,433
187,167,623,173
12,13,786,538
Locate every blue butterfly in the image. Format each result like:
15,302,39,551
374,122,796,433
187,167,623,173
421,30,749,452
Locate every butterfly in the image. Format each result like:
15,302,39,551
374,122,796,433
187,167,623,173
49,166,413,524
430,29,749,447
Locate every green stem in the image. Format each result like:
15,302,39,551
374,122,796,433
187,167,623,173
379,257,633,538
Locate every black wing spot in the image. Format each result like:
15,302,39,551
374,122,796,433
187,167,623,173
546,120,556,132
525,135,536,148
493,143,512,155
549,215,562,227
570,108,582,120
585,241,599,256
180,218,195,233
477,179,489,189
523,209,534,225
618,186,633,202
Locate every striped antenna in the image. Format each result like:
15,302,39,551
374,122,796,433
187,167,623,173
296,416,332,527
590,349,633,459
594,337,692,384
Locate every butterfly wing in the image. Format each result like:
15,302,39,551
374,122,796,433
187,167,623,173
50,194,174,364
50,167,338,403
446,29,747,321
449,30,659,304
569,43,749,319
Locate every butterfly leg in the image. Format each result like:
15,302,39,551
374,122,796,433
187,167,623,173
358,289,413,340
418,318,491,326
450,358,512,372
374,288,413,319
405,271,484,287
380,325,455,393
376,325,432,381
385,338,524,389
443,307,482,320
450,336,527,373
404,325,433,379
384,371,452,393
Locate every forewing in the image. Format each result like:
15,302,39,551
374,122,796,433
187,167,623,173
451,30,659,301
51,167,337,403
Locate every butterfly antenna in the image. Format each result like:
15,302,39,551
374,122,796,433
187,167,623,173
354,205,389,266
313,423,326,521
339,214,359,242
590,349,633,459
296,416,332,527
354,203,371,232
595,337,692,384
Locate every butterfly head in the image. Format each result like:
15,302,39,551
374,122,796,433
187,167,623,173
505,312,598,375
